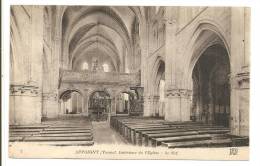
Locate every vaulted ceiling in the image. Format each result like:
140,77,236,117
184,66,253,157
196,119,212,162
60,6,146,72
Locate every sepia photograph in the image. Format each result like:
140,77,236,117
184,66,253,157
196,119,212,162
7,4,250,160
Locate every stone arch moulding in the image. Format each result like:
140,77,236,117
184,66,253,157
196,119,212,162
116,89,136,99
150,56,165,95
181,20,231,90
58,88,84,100
88,88,113,100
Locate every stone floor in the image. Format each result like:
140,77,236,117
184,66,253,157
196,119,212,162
92,121,128,145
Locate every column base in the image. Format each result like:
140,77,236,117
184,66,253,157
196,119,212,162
10,84,41,125
143,96,153,117
164,89,192,122
43,93,59,118
230,71,249,137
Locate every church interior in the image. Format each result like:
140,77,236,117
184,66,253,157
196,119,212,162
9,6,250,148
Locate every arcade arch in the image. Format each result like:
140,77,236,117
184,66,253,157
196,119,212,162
59,90,84,115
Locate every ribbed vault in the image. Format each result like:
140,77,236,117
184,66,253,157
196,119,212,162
61,6,145,72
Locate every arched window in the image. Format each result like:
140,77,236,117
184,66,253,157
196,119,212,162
102,63,109,72
82,62,88,70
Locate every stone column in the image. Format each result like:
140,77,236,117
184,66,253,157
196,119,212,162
139,21,148,88
118,96,124,113
165,89,192,122
208,85,214,125
143,95,153,117
82,89,89,116
81,95,84,114
153,95,160,117
111,96,117,116
163,7,192,122
42,93,58,118
139,20,152,117
59,100,63,115
10,85,41,125
230,7,250,137
230,73,249,136
76,93,79,113
9,6,44,125
158,101,165,117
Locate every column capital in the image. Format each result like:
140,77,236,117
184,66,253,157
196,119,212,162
83,88,89,92
54,35,61,42
165,88,192,98
152,95,160,101
10,83,39,97
163,7,178,23
143,95,155,101
230,71,250,89
162,18,177,25
42,92,58,101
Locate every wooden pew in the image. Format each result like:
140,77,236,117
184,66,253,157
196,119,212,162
43,128,92,131
161,139,232,148
142,129,230,146
110,116,249,148
231,137,249,146
132,125,225,145
9,119,95,146
151,134,213,147
9,129,43,132
113,118,165,134
35,141,94,146
40,130,92,134
111,116,210,144
34,133,93,137
24,136,93,142
9,136,24,142
10,125,49,129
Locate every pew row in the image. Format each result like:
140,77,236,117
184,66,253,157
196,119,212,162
9,118,94,146
110,116,249,148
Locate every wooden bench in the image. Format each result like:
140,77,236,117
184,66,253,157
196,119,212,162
10,125,49,129
120,121,203,137
24,136,93,142
161,139,232,148
151,134,213,147
118,120,166,137
113,118,166,134
111,117,211,144
142,129,230,146
39,130,92,134
9,119,95,146
110,117,248,148
9,129,43,132
35,141,94,146
43,128,92,131
131,125,223,145
9,136,24,142
230,137,249,146
34,133,92,137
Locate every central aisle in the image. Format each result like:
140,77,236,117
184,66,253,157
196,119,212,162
92,121,128,145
